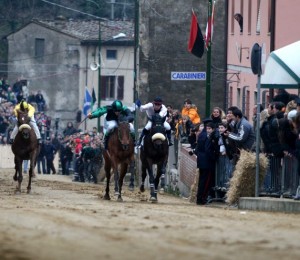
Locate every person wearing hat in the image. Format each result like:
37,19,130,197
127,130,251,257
9,99,42,144
135,96,173,147
88,100,135,150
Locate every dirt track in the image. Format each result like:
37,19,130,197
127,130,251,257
0,169,300,260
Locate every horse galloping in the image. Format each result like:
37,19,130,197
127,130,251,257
140,114,169,202
103,120,135,201
11,110,40,194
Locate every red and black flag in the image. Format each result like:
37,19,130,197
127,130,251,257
188,10,204,58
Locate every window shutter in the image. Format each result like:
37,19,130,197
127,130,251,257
117,76,124,100
101,76,106,99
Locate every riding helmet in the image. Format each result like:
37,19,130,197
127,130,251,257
20,100,29,110
112,100,123,112
153,96,163,106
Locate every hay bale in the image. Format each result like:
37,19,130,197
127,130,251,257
225,150,268,205
189,169,199,203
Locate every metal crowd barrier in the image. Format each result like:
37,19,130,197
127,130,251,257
213,154,300,200
281,155,299,198
211,155,234,201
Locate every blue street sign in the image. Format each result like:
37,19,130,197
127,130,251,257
171,71,206,81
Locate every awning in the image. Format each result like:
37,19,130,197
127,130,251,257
261,41,300,89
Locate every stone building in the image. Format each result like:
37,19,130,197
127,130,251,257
6,18,134,130
137,0,227,124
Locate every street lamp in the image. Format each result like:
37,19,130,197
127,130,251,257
91,26,126,132
86,0,127,132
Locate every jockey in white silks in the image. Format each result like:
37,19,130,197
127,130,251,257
135,96,173,147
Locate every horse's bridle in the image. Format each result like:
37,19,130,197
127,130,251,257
117,122,131,149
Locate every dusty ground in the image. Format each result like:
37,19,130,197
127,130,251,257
0,169,300,260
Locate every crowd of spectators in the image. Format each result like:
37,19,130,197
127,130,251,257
166,90,300,204
0,77,47,144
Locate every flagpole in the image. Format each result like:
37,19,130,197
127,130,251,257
205,0,212,117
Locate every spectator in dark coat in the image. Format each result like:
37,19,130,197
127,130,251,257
194,121,218,205
63,122,77,137
44,137,57,174
37,141,47,174
27,91,36,105
64,142,74,175
260,103,284,157
35,90,46,112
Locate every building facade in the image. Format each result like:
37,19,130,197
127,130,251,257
227,0,300,121
6,19,134,130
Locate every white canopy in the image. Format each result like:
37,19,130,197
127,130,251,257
261,41,300,89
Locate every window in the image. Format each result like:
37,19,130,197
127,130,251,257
256,0,262,34
234,13,243,33
242,86,249,116
237,88,241,108
101,75,124,100
106,49,117,60
246,89,250,119
35,38,45,58
229,85,233,107
248,0,252,34
231,0,235,33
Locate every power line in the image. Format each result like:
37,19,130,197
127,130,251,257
40,0,108,21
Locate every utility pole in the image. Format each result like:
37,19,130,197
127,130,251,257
97,19,102,132
133,0,139,135
205,0,212,117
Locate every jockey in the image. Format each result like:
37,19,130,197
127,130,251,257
10,100,42,144
135,96,173,147
88,100,135,150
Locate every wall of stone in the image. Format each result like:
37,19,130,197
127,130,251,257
178,145,197,197
138,0,227,126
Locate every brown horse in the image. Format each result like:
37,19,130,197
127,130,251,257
11,110,40,194
103,121,135,201
140,114,169,202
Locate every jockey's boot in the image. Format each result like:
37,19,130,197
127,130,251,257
38,138,42,144
104,133,110,150
136,128,149,147
130,132,136,146
166,130,173,146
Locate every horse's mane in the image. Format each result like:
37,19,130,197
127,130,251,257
107,122,134,160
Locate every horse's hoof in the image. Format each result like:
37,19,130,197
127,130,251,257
103,194,111,200
149,196,157,202
140,186,145,193
128,185,134,191
27,189,31,194
14,190,21,195
159,188,165,194
13,176,17,181
117,196,123,202
114,191,120,196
